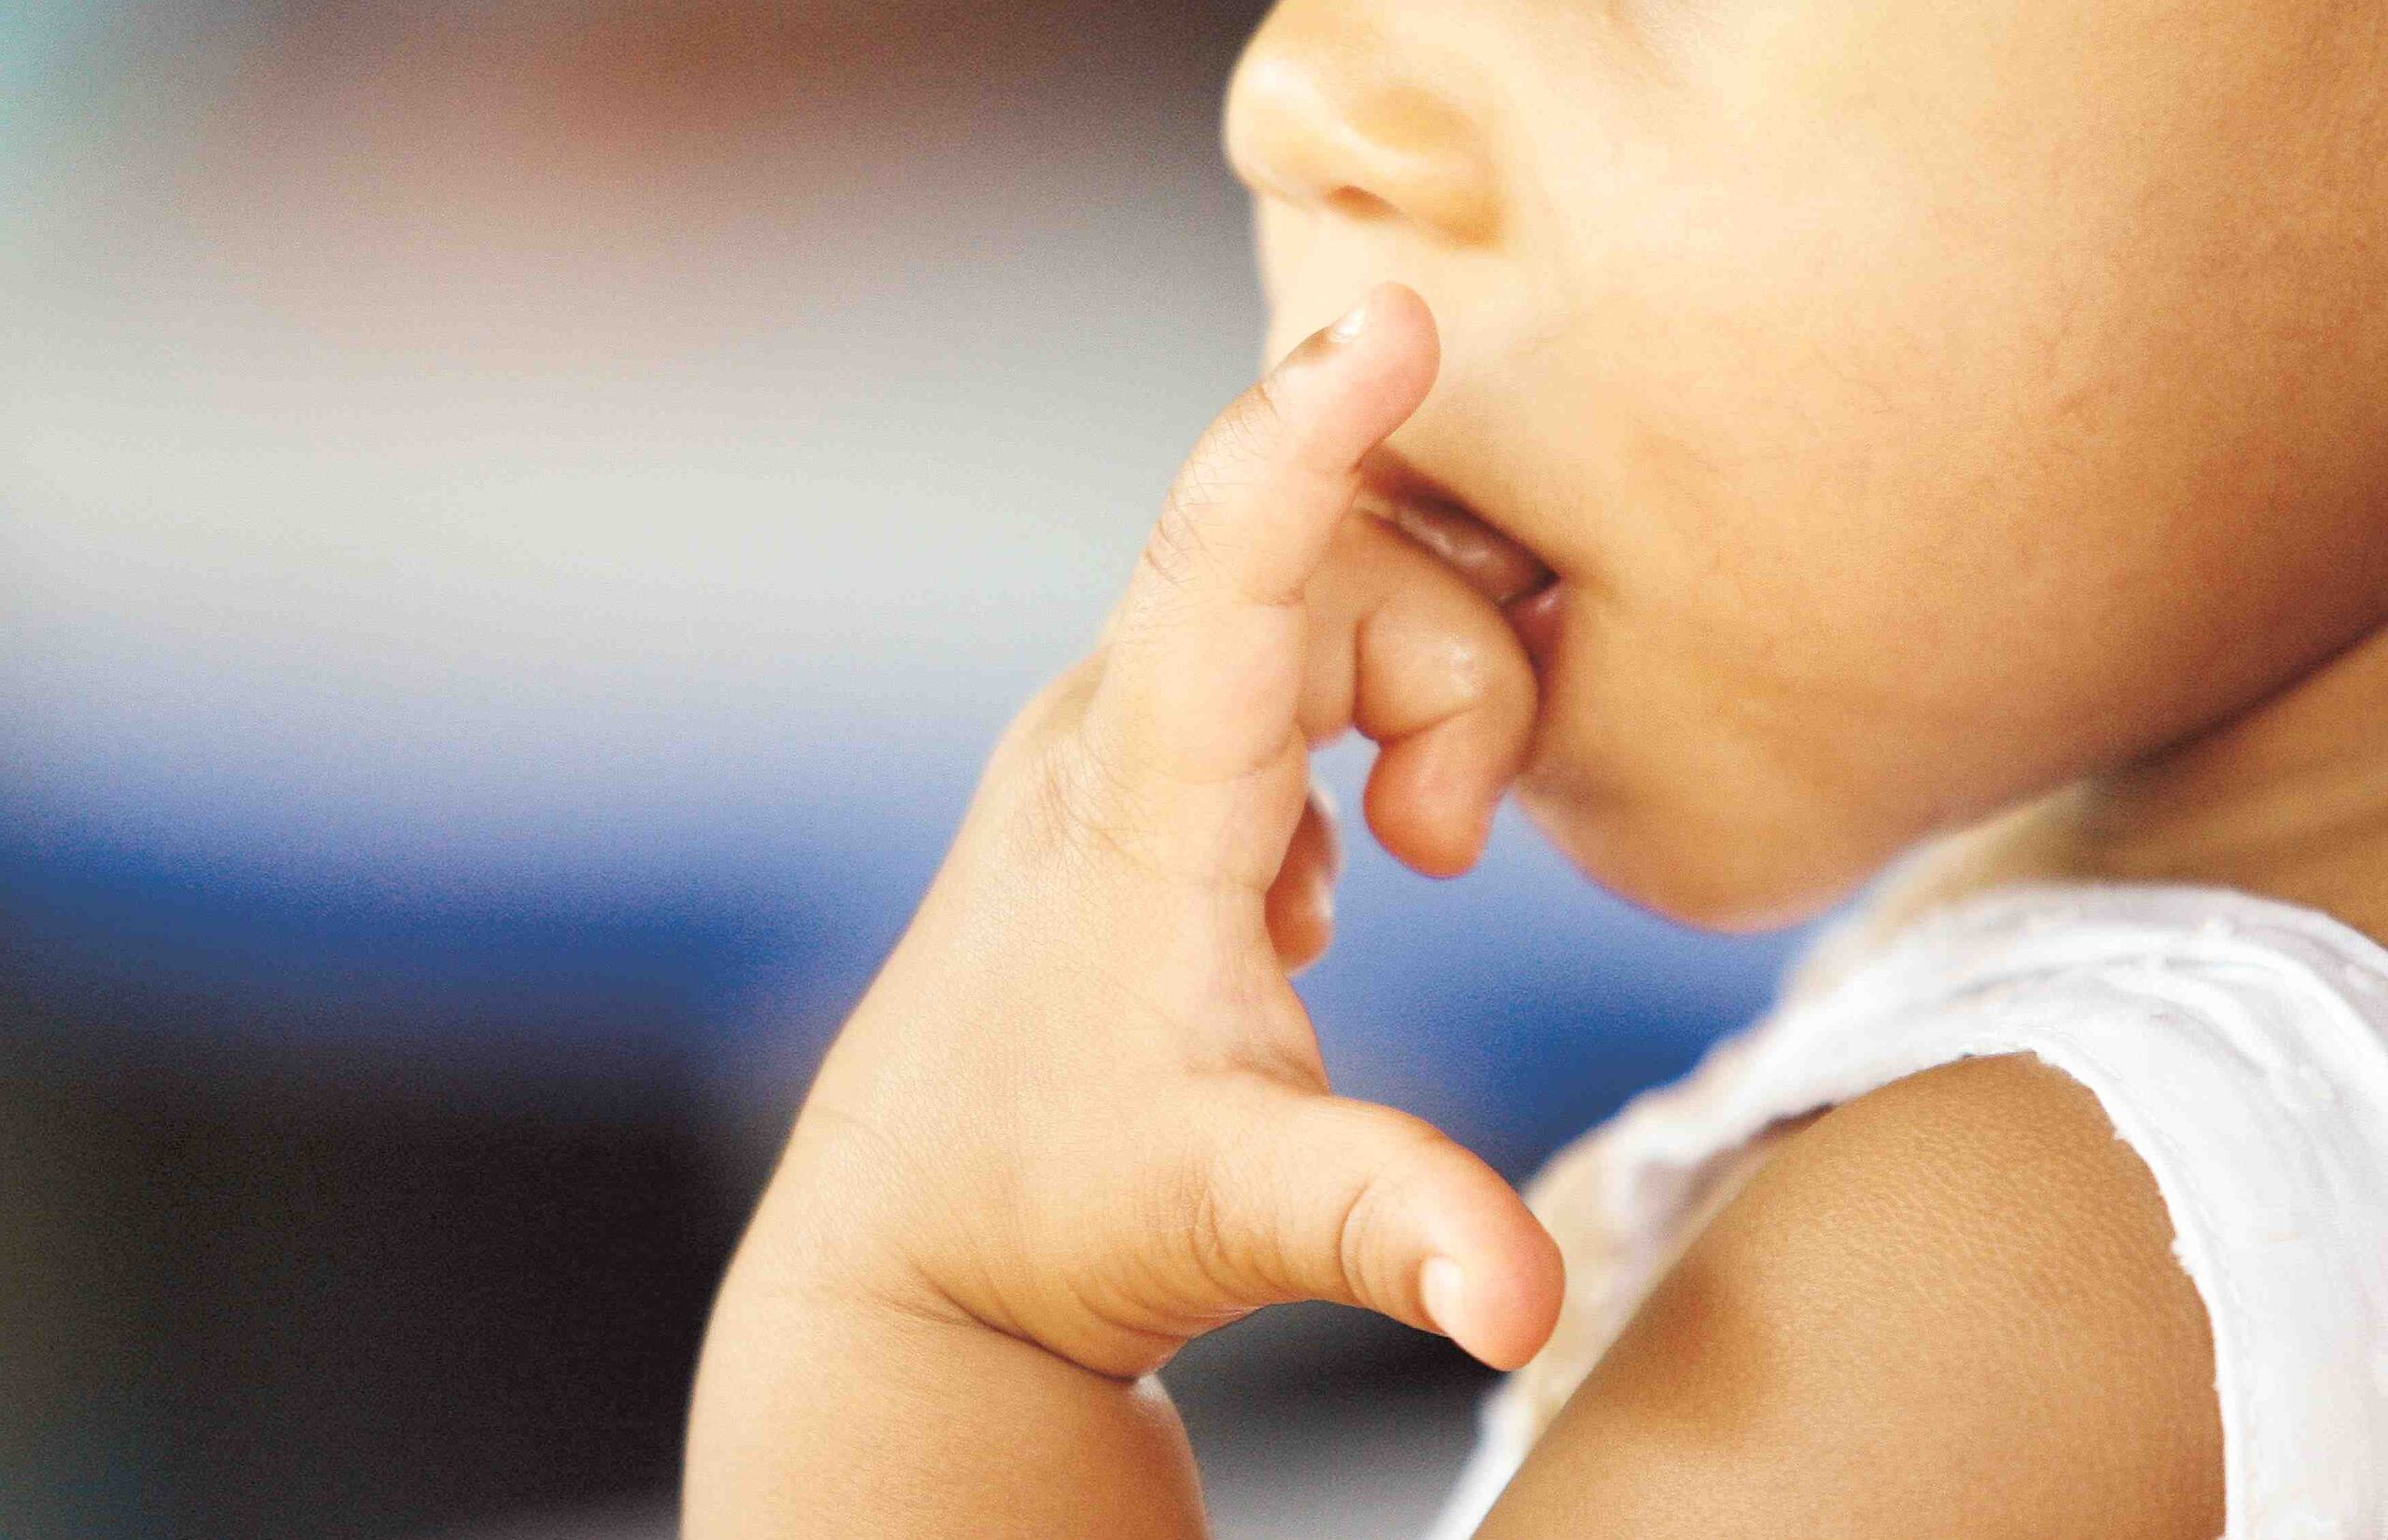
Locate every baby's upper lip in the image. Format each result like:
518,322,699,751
1354,451,1557,609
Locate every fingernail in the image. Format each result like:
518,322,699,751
1327,298,1371,342
1419,1256,1465,1339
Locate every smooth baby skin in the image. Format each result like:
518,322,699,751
1477,1056,2224,1540
1234,0,2388,930
689,0,2388,1528
684,293,2223,1540
1225,2,2388,1510
686,289,1566,1539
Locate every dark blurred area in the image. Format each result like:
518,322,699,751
1,5,1804,1537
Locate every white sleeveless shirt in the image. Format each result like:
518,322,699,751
1428,882,2388,1540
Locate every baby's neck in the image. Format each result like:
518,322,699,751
1882,626,2388,950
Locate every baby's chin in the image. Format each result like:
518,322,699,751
1514,751,1881,936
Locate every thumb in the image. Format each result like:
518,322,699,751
1196,1087,1564,1371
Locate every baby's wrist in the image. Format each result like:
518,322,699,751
736,1106,974,1325
762,1089,1223,1380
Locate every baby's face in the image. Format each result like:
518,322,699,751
1229,0,2388,927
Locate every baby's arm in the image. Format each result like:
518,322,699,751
687,1185,1211,1538
1479,1054,2225,1540
686,282,2222,1538
686,286,1561,1539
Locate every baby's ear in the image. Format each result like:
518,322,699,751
1472,1054,2223,1540
1298,511,1537,879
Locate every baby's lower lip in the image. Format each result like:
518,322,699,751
1504,579,1565,672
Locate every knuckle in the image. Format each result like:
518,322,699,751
1142,481,1217,595
1140,380,1288,598
1331,1113,1443,1307
1333,1171,1397,1299
1046,741,1125,854
979,668,1106,841
1199,378,1288,485
1182,1155,1255,1303
1014,724,1175,883
996,661,1097,757
1181,1099,1312,1308
1238,371,1291,454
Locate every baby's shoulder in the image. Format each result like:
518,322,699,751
1437,881,2388,1540
1474,1054,2223,1540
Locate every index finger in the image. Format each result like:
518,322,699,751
1086,284,1441,794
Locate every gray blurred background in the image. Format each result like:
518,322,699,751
0,4,1808,1536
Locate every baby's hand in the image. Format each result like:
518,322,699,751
756,285,1562,1380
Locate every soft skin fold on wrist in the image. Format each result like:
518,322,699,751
687,1235,1212,1540
739,1096,1208,1381
729,1105,988,1334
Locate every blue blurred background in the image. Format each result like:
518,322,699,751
1,5,1810,1536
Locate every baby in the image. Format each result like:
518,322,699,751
686,2,2388,1536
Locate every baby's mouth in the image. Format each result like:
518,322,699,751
1354,462,1565,669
